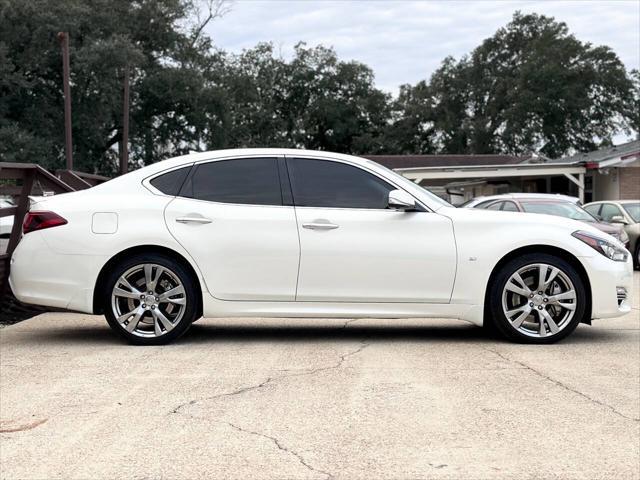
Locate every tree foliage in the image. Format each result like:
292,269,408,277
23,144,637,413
0,5,637,173
392,12,637,158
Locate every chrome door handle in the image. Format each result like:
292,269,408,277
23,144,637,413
302,222,339,230
176,216,212,224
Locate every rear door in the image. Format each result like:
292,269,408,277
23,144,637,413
287,156,457,303
163,156,300,301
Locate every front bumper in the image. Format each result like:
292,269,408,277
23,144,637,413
9,231,106,313
580,252,634,319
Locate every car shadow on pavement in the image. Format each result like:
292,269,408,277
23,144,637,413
2,317,629,346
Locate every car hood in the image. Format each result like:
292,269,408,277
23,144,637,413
440,206,619,243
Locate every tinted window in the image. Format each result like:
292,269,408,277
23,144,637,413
150,166,191,196
599,203,623,222
182,158,282,206
288,158,394,209
502,201,518,212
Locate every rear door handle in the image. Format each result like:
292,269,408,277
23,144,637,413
302,222,339,230
176,216,212,224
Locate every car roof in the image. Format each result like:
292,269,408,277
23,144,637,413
470,193,579,203
586,200,640,204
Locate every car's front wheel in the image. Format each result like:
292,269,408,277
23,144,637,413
103,253,199,345
488,253,587,344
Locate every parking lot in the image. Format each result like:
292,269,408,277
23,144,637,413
0,273,638,479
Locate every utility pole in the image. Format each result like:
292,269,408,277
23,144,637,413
120,64,130,175
57,32,73,171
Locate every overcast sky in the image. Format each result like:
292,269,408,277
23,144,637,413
207,0,640,95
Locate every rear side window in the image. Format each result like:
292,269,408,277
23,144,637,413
287,158,394,209
502,201,518,212
181,157,282,206
150,166,191,196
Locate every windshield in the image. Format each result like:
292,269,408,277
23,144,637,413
520,201,596,221
365,160,452,208
622,203,640,223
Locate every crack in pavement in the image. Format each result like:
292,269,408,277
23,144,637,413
0,418,48,434
482,346,639,422
226,421,333,479
171,341,369,415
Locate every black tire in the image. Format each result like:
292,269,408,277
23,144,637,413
103,253,199,345
486,253,587,344
634,242,640,270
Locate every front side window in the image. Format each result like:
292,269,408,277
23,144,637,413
287,158,394,209
599,203,624,222
181,157,282,206
486,202,503,211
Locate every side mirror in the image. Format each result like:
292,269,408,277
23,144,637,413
388,189,417,211
610,215,628,225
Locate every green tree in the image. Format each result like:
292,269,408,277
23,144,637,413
394,12,636,157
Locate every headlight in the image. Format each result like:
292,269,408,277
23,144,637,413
572,231,628,262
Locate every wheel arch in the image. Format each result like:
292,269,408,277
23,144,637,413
93,244,204,316
484,244,592,325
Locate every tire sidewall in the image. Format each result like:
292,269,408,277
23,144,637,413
103,253,199,345
489,253,587,344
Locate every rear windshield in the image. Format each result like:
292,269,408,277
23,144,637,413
520,201,595,222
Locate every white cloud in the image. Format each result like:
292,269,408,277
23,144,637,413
206,0,640,94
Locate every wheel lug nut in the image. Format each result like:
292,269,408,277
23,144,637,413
142,304,146,308
529,294,534,298
140,295,145,299
538,306,543,310
529,302,534,307
151,305,155,310
155,297,159,302
538,291,543,295
543,298,548,302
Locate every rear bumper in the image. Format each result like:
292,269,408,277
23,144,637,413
9,232,106,313
580,253,634,319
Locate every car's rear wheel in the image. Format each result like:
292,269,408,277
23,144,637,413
103,253,198,345
488,253,586,344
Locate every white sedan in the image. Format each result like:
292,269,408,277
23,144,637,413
9,149,634,345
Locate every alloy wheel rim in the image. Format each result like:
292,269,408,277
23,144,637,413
111,263,187,338
501,263,577,338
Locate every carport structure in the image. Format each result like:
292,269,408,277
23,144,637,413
364,154,587,204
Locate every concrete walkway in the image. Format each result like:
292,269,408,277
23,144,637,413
1,274,639,479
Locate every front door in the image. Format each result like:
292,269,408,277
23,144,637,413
287,157,457,303
164,156,299,301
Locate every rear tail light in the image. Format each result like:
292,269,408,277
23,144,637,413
23,211,68,234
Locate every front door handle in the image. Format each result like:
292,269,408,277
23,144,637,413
302,222,339,230
176,216,212,224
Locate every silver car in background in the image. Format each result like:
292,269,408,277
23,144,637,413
584,200,640,269
463,193,630,248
